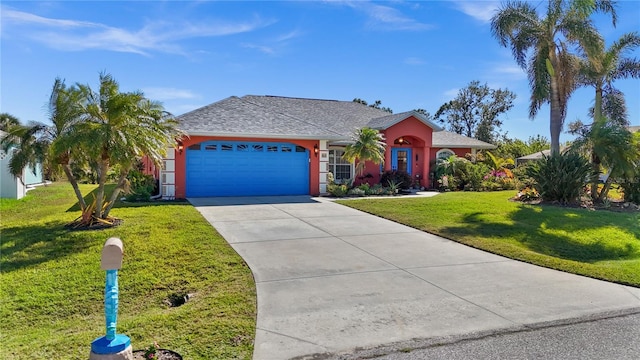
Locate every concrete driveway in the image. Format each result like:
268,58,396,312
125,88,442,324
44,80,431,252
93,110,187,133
189,196,640,360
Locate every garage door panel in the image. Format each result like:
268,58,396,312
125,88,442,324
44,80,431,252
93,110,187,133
186,141,310,197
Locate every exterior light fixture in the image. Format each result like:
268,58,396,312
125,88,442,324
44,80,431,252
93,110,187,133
313,144,319,157
177,141,184,154
398,137,404,144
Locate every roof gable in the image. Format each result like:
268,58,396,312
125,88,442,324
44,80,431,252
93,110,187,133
367,111,443,131
432,131,496,149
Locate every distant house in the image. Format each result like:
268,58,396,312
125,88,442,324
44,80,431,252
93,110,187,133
0,130,44,199
629,125,639,133
154,95,496,198
516,149,551,166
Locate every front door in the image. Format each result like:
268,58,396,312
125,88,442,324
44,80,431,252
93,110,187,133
391,148,412,175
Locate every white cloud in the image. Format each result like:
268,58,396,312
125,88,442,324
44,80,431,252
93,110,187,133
142,88,199,101
241,43,276,55
1,7,274,56
451,1,500,23
330,1,432,31
404,57,425,65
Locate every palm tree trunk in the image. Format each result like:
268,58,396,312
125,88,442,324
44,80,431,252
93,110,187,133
594,83,603,122
590,153,601,202
62,163,87,211
549,75,563,155
598,167,615,202
102,168,130,219
95,158,109,219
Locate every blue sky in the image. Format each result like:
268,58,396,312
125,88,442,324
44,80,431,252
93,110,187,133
1,1,639,143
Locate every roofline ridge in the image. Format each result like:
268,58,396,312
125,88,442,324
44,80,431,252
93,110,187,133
238,96,346,138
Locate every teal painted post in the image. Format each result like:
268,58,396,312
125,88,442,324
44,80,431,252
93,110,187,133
104,269,118,340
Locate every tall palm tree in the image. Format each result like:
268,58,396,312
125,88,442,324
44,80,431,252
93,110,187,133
76,73,180,219
491,0,616,155
580,31,640,124
576,31,640,201
46,78,88,210
342,127,386,176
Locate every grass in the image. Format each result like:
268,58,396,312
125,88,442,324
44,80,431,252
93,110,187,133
338,191,640,287
1,182,256,359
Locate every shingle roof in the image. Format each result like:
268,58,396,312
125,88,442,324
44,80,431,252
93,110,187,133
629,125,640,133
432,131,496,149
367,111,443,131
178,95,495,149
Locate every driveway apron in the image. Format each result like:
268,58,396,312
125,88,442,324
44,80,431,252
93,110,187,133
190,196,640,360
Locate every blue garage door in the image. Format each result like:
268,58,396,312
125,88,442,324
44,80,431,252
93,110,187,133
186,141,310,197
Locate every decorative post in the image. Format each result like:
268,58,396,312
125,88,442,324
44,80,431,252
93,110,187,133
89,238,133,360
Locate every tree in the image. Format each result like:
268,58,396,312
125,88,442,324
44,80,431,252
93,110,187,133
434,80,516,144
75,73,180,220
0,113,20,132
496,135,550,159
2,74,180,227
352,98,393,113
570,120,639,201
491,0,616,154
580,31,640,126
0,119,48,183
342,127,386,176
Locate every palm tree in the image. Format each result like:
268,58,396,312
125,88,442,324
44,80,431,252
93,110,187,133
484,151,515,176
0,113,21,132
580,32,640,124
491,0,616,155
46,78,89,210
0,120,48,183
575,32,640,200
76,73,180,219
570,121,638,201
342,127,386,176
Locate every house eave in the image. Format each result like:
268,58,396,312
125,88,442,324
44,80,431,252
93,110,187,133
433,144,497,149
181,130,348,141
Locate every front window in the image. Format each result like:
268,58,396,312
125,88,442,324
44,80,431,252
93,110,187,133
436,149,455,160
328,149,352,182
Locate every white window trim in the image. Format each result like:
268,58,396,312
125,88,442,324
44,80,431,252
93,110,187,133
328,148,354,182
436,148,455,160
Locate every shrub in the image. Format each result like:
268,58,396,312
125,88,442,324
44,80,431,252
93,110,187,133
357,183,371,195
327,183,348,197
526,153,592,204
125,169,156,202
380,170,412,190
620,173,640,204
512,164,535,189
458,162,489,191
347,188,366,196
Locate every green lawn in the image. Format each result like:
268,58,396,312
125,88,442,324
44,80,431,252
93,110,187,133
1,183,256,359
338,191,640,287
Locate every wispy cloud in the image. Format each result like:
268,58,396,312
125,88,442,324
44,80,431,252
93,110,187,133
142,87,199,101
451,1,500,23
242,28,303,55
333,1,432,31
241,43,276,55
1,7,274,56
404,57,425,65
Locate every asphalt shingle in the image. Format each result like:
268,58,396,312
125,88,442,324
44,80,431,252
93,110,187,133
177,95,495,149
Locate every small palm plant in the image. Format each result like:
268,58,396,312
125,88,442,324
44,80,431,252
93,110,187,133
342,127,386,176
